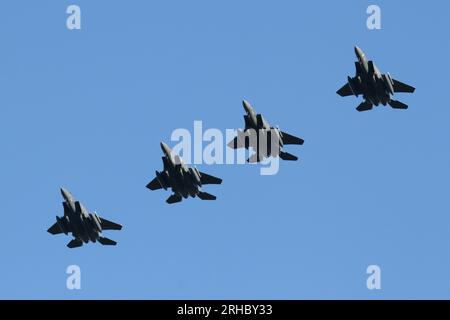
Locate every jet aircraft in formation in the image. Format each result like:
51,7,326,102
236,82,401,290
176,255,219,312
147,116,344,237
227,100,304,163
337,46,415,111
47,188,122,248
49,46,416,247
146,142,222,204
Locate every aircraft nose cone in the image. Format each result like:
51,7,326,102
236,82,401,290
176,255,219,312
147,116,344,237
60,187,71,201
160,142,171,155
242,99,252,113
354,46,364,59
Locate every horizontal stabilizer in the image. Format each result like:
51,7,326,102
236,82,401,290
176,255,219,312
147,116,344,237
281,131,304,145
67,239,83,248
200,172,222,185
389,99,408,109
98,237,117,246
356,101,373,112
197,192,217,200
100,218,122,231
393,79,415,93
166,194,182,204
279,151,298,161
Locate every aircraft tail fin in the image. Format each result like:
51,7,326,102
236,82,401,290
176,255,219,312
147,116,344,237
197,192,217,201
98,237,117,246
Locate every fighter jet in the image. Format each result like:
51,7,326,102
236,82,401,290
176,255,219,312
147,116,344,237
47,188,122,248
337,46,415,112
227,100,304,162
146,142,222,204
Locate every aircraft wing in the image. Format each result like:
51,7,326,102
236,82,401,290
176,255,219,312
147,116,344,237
393,79,415,93
227,130,247,149
337,83,354,97
227,136,240,149
337,75,363,97
200,172,222,185
47,222,70,235
281,131,304,145
63,202,70,215
47,222,62,235
162,157,171,170
100,218,122,231
146,177,163,190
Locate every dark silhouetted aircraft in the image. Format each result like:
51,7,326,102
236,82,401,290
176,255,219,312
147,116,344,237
337,46,415,111
47,188,122,248
146,142,222,204
227,100,304,162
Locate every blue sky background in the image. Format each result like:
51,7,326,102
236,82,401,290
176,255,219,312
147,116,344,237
1,0,449,299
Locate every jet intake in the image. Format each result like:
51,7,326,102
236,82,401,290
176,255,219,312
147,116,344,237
347,77,358,96
189,167,202,186
155,171,168,190
90,213,102,232
274,129,283,148
56,216,69,235
256,114,270,129
383,73,395,95
247,113,257,128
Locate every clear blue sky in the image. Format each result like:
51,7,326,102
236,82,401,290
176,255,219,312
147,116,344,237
1,0,449,299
